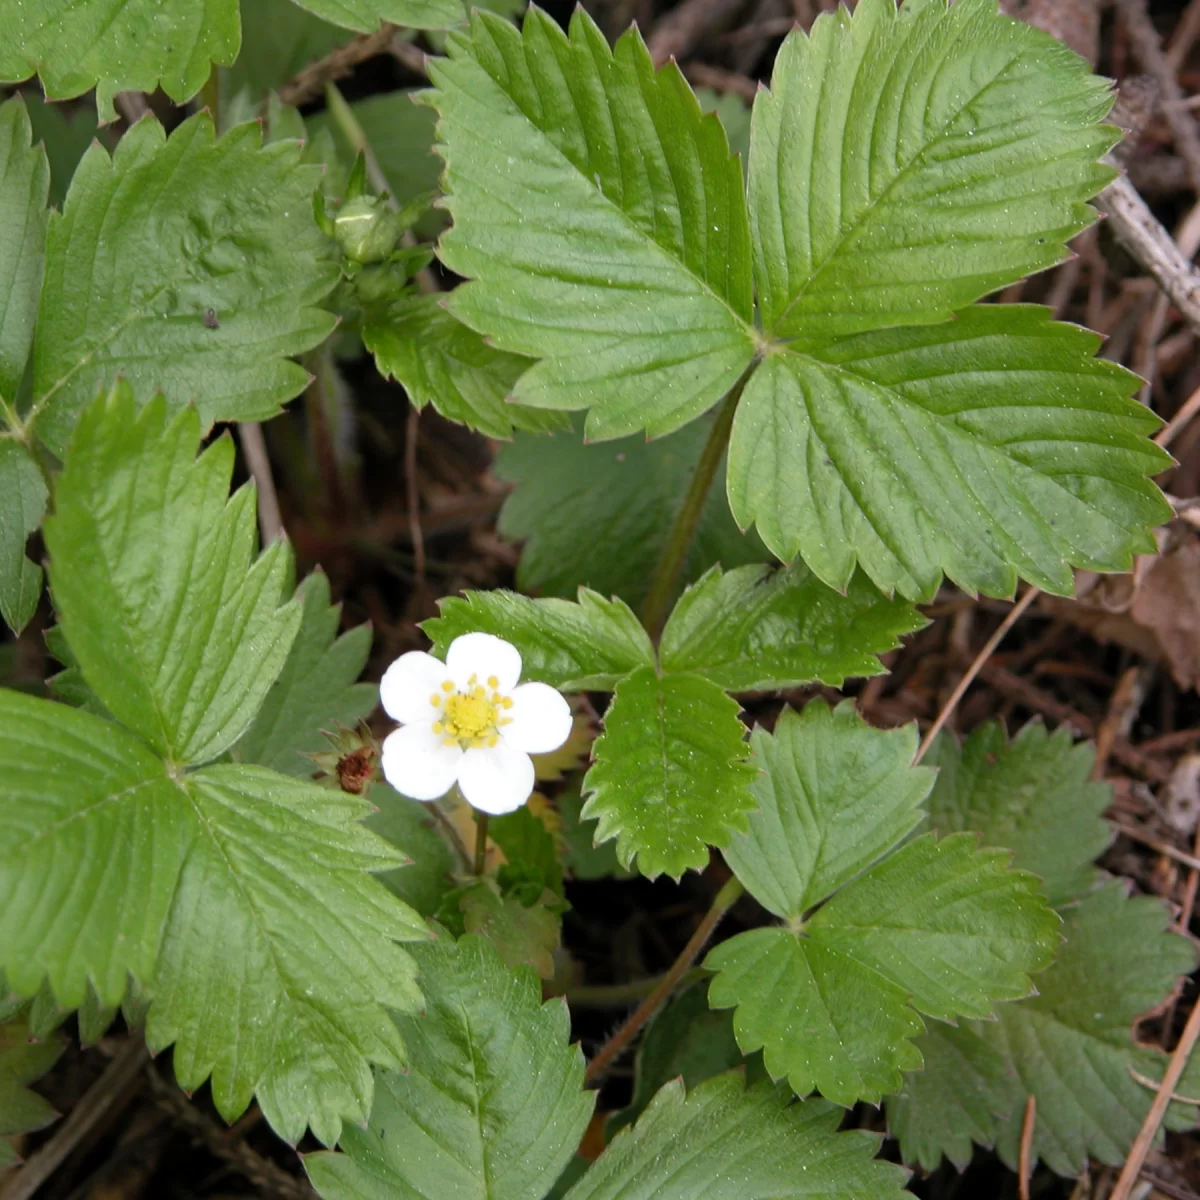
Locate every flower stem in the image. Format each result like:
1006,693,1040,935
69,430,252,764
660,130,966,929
583,875,744,1084
638,360,758,639
557,966,707,1008
473,812,489,876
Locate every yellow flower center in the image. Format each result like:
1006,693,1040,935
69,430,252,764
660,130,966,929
429,674,514,748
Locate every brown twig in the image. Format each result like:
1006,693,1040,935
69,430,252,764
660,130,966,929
1110,819,1200,872
1100,171,1200,333
1018,1094,1037,1200
1158,381,1200,448
648,0,752,65
1169,0,1200,69
277,25,398,109
1111,986,1200,1200
680,61,758,102
0,1037,149,1200
584,875,744,1084
914,589,1039,765
238,423,285,544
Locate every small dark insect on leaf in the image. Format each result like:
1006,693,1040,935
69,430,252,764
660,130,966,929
203,308,220,329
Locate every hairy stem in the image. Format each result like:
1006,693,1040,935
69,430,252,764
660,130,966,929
558,966,707,1008
638,361,757,638
584,875,743,1084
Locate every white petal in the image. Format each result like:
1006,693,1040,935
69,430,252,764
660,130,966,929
457,742,535,815
501,682,573,754
447,632,522,692
379,651,451,724
381,724,462,801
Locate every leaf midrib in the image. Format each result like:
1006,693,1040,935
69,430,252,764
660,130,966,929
766,46,1026,334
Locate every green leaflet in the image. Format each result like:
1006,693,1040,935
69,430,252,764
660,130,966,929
232,571,378,778
305,935,593,1200
727,307,1171,600
495,417,767,611
424,589,656,691
923,721,1112,907
291,0,466,32
427,7,759,439
566,1075,908,1199
583,668,757,879
0,97,48,408
22,94,108,211
46,386,302,765
367,785,459,917
224,0,350,101
0,441,47,636
0,688,193,1008
28,112,339,456
890,882,1199,1175
364,294,566,438
751,0,1116,339
722,704,932,919
0,1017,65,1171
707,702,1058,1106
659,563,923,690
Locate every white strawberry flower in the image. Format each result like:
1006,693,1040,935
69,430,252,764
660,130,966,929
379,632,572,816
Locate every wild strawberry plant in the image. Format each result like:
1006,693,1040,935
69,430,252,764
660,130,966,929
0,0,1193,1192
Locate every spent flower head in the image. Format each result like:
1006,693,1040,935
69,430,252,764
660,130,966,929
379,632,572,815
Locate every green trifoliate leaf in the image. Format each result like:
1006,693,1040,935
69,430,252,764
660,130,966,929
0,689,428,1146
427,7,759,439
46,386,302,765
751,0,1116,340
305,935,593,1200
0,688,193,1008
424,589,655,691
495,417,768,610
583,668,757,879
0,441,46,636
28,113,339,456
923,721,1112,907
0,98,47,409
722,704,933,919
728,306,1171,600
0,1,240,121
889,881,1199,1176
232,570,377,778
147,763,425,1146
0,1017,64,1171
566,1075,908,1200
707,705,1058,1106
659,564,922,691
364,294,566,438
709,834,1057,1106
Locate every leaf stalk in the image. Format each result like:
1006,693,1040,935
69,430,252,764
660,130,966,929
638,360,758,639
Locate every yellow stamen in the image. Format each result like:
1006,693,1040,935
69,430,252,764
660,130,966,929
441,680,454,693
487,675,499,688
430,693,442,707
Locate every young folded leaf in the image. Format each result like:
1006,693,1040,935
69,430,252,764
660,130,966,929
706,702,1059,1106
888,723,1200,1176
45,386,302,765
583,668,758,879
27,112,340,456
305,935,593,1200
424,589,656,692
426,6,760,439
565,1074,909,1199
